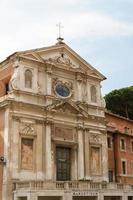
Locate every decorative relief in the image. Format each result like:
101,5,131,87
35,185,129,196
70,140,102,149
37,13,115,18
20,123,36,136
89,134,101,143
90,146,101,175
47,54,78,69
21,138,33,170
9,65,20,90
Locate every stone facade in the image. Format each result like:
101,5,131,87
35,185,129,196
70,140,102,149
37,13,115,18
0,39,133,200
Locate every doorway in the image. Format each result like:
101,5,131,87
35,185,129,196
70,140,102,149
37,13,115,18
73,197,97,200
56,147,71,181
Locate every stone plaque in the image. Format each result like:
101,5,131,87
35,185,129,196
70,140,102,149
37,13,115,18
55,127,74,141
21,138,33,170
73,191,98,196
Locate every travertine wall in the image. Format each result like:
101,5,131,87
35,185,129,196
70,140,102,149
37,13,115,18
0,109,5,200
0,43,108,200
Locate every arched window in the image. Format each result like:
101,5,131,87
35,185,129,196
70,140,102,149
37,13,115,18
25,69,32,89
90,85,97,103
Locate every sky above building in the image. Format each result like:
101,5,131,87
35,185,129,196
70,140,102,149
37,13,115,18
0,0,133,95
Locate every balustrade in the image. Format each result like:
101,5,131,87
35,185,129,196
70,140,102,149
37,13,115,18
14,180,133,192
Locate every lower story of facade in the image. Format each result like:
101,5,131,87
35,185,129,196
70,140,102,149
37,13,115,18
13,181,133,200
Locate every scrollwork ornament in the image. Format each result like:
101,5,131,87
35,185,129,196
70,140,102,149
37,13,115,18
9,65,20,90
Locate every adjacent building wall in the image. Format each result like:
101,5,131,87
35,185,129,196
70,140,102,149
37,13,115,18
106,112,133,184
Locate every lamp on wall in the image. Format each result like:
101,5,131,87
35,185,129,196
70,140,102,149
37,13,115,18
0,156,6,165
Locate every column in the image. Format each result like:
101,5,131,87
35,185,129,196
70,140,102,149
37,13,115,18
98,193,104,200
45,121,52,180
28,193,38,200
122,194,128,200
71,145,78,180
78,127,84,179
84,129,90,179
2,108,11,200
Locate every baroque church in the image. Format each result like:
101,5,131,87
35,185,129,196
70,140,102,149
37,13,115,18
0,38,132,200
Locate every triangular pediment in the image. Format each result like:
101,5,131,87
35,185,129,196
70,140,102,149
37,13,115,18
46,100,88,117
16,42,106,80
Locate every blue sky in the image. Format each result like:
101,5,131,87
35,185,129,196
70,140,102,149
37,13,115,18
0,0,133,95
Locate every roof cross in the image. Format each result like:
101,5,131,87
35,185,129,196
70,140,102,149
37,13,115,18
56,22,64,39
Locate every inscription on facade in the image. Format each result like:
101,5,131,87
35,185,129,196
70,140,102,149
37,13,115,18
55,127,74,141
73,191,98,196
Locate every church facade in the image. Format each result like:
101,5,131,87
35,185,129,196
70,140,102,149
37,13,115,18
0,39,133,200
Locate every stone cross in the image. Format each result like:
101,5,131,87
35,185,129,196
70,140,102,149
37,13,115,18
56,22,64,38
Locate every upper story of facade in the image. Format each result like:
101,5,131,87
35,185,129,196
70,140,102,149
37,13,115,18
0,40,106,112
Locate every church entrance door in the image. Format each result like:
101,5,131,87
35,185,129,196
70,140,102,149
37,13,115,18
56,147,71,181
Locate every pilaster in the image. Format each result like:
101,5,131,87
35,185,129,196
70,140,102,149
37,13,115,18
36,121,44,179
2,108,11,200
45,63,53,105
45,121,52,180
77,126,84,179
76,73,83,101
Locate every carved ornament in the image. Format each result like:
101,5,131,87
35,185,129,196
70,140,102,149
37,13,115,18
89,134,101,143
20,123,36,136
47,54,78,68
9,65,19,90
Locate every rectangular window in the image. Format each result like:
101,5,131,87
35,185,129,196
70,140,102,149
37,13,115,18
131,141,133,152
120,138,126,150
107,137,112,149
121,161,126,175
108,170,113,182
21,138,33,170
